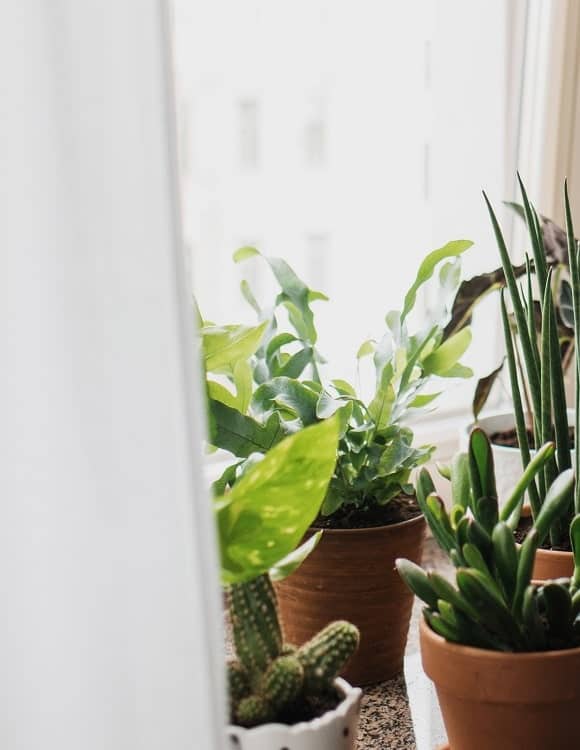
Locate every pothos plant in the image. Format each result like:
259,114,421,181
202,239,475,524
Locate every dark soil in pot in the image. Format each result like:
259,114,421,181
270,686,341,725
514,514,572,552
312,494,420,530
489,425,575,449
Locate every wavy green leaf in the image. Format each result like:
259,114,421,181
216,419,339,584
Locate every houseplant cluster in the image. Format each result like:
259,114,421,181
205,178,580,748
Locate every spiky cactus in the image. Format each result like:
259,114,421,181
227,573,359,727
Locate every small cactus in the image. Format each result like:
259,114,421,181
228,573,359,727
297,621,360,693
227,660,250,703
261,655,303,707
236,695,272,727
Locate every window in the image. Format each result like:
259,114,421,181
172,0,521,412
238,98,260,169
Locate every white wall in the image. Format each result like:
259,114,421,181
0,3,223,748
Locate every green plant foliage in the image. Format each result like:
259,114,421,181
216,418,339,585
206,241,474,520
484,178,578,543
456,198,575,418
228,574,359,727
397,429,580,652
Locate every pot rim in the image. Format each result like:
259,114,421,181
226,677,361,738
464,408,575,453
535,546,573,560
420,617,580,662
309,511,425,536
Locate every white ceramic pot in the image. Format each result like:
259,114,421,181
225,678,362,750
460,410,574,507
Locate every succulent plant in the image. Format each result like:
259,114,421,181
397,428,580,652
227,573,359,727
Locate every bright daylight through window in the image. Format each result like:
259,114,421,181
172,1,511,418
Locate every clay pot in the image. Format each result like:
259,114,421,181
532,547,574,580
275,514,425,686
420,619,580,750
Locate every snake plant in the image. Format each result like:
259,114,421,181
397,428,580,652
483,178,579,548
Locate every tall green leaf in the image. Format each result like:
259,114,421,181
401,240,473,323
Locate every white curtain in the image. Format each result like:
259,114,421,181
0,2,224,748
515,0,580,224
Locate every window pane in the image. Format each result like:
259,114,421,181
173,0,510,408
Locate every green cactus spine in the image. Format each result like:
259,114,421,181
236,695,273,727
227,574,359,728
297,621,361,693
261,654,303,707
230,574,282,676
227,660,250,703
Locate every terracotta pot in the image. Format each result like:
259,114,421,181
420,619,580,750
275,514,425,686
532,547,574,580
226,678,362,750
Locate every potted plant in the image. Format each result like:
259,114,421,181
205,239,474,684
483,179,579,578
452,183,575,506
215,418,363,749
397,428,580,750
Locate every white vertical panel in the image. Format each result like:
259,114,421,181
0,2,224,749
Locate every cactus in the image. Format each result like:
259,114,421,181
228,573,359,727
298,621,361,693
397,428,580,653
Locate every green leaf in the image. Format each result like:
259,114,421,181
275,347,313,378
500,441,555,526
209,399,286,457
252,377,319,426
396,558,439,609
534,468,574,543
233,359,253,413
451,452,471,509
207,380,238,410
266,333,298,361
409,392,441,409
468,427,497,504
472,360,504,421
422,328,472,376
216,419,339,584
368,363,395,430
240,279,261,314
401,240,473,323
233,246,261,262
269,531,323,582
332,379,357,397
357,339,376,359
203,322,268,372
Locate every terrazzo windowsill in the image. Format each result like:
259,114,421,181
356,538,452,749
